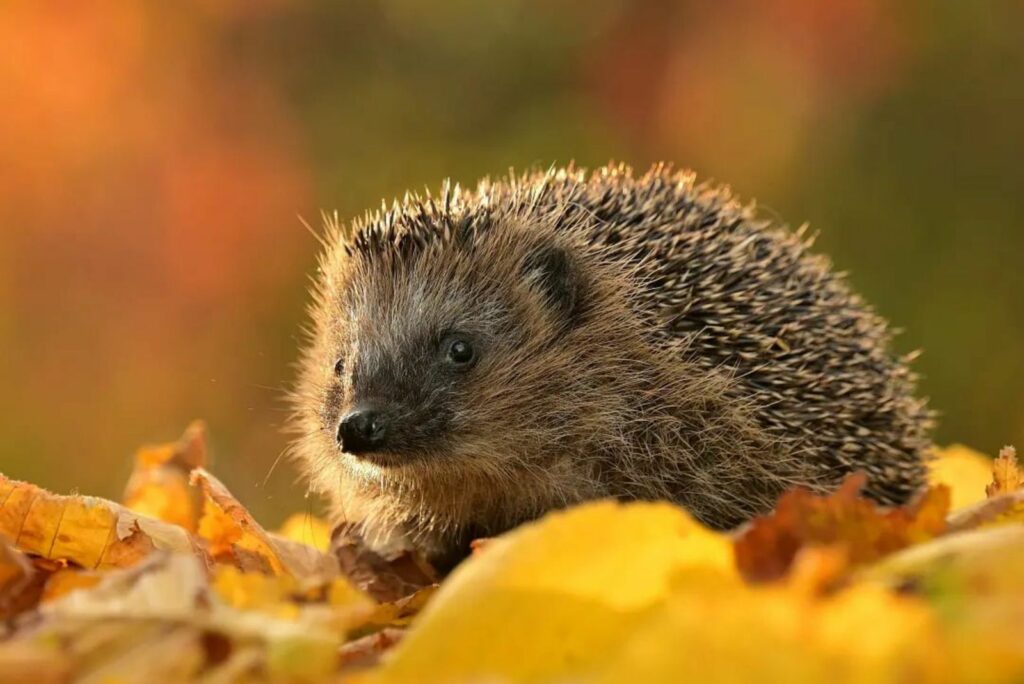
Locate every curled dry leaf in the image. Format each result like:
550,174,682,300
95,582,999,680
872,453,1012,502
986,446,1022,498
332,523,438,603
122,420,208,532
339,628,407,673
0,474,203,571
947,489,1024,532
191,468,338,582
734,472,950,585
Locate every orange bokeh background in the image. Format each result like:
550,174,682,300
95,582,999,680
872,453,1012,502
2,1,1021,523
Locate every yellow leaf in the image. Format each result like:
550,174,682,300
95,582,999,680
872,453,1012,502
864,524,1024,597
212,565,300,616
928,445,993,511
210,559,376,634
860,524,1024,681
192,468,338,582
595,584,943,684
0,475,200,570
122,421,207,532
276,512,332,552
358,500,736,684
986,446,1022,498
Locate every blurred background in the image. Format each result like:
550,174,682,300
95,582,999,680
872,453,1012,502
1,0,1021,524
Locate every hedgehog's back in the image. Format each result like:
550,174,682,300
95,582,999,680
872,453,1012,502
476,163,932,505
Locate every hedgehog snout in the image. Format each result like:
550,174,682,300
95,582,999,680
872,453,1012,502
337,405,388,455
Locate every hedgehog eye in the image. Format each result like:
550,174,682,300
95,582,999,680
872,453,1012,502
445,337,476,367
333,358,345,376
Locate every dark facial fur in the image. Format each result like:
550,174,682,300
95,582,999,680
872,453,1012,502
291,163,932,568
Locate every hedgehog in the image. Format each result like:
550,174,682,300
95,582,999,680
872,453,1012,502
291,162,932,570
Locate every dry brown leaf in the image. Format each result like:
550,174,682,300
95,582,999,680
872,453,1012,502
193,467,283,574
332,523,438,603
986,446,1021,498
122,420,208,531
362,585,439,631
947,488,1024,532
339,628,406,673
734,473,950,585
191,468,338,582
0,474,204,571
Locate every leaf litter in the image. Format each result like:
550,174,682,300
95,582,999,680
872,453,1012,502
0,426,1021,683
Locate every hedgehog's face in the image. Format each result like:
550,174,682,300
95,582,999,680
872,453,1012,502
293,216,649,560
309,229,595,482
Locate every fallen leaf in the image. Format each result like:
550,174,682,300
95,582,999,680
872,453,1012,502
929,444,995,510
356,500,736,684
947,488,1024,532
30,553,357,681
332,524,438,603
277,512,332,552
122,420,208,531
859,523,1024,680
0,475,203,570
361,585,439,632
339,628,406,673
192,468,338,582
734,473,950,584
594,583,945,684
986,446,1021,498
863,524,1024,596
785,545,851,596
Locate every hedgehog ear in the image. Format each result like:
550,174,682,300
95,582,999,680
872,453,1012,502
521,243,581,330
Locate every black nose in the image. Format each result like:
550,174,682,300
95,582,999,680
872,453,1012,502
337,408,387,454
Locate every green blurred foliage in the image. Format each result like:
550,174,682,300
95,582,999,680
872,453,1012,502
0,0,1020,523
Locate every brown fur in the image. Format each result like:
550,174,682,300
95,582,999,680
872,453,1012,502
290,163,932,566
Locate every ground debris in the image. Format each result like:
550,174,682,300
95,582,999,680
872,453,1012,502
0,430,1022,683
